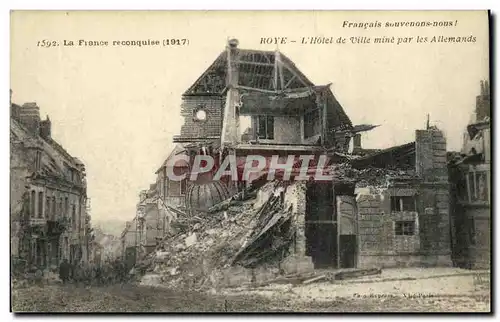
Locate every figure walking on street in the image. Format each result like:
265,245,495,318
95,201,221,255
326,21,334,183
59,259,70,284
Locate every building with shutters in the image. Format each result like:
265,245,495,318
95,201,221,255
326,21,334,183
10,92,90,270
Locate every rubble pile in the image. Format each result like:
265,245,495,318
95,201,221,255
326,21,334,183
330,163,419,187
138,181,297,290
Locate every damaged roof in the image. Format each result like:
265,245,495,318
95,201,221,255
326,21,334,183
11,118,84,182
182,45,353,129
183,49,314,96
155,143,190,173
351,141,416,170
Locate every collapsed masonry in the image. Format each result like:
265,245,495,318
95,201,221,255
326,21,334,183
137,126,452,289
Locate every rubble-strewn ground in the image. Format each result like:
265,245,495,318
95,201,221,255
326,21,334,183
12,272,490,313
221,269,491,312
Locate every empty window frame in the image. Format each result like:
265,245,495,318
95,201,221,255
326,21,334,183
390,196,416,212
304,108,321,138
395,221,416,236
180,178,187,196
257,115,274,140
38,191,44,218
467,170,489,202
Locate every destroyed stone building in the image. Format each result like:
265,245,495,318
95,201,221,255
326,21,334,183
171,39,368,211
10,92,91,269
155,144,190,209
448,80,491,269
120,184,166,268
120,218,139,268
91,227,122,264
132,40,472,289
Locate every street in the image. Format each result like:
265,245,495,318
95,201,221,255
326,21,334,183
11,282,490,313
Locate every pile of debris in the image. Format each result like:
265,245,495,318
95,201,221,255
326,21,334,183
330,163,419,188
137,181,299,290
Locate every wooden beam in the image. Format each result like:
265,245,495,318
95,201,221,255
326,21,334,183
284,75,297,89
281,60,309,88
273,51,278,91
235,85,279,94
335,268,382,280
235,60,275,67
276,51,285,91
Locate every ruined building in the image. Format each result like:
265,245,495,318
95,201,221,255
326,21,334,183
10,93,90,269
139,41,457,289
448,80,491,269
170,39,374,210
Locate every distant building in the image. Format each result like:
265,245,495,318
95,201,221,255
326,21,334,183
155,144,189,209
137,184,164,255
10,94,89,269
120,218,139,268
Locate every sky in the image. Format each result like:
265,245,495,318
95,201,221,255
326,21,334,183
10,11,489,231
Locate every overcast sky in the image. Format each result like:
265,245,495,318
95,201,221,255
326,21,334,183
10,11,489,228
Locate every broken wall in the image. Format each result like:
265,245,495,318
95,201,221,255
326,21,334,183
281,182,314,274
179,96,224,139
356,128,452,268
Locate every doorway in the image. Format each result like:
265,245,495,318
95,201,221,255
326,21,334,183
337,195,357,268
305,181,337,268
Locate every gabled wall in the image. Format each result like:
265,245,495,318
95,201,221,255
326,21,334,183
178,96,224,139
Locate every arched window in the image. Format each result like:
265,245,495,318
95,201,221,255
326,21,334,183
51,197,56,220
30,190,36,218
72,205,76,230
59,198,63,219
38,191,44,218
45,196,50,219
64,197,69,219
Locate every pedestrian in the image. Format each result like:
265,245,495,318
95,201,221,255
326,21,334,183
59,259,70,284
34,266,44,286
73,264,83,287
94,265,102,286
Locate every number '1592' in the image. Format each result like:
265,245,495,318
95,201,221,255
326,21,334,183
37,40,59,47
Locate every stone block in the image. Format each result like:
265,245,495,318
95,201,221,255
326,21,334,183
281,255,314,275
222,266,254,287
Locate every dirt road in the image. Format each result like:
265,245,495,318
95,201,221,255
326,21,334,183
11,282,490,313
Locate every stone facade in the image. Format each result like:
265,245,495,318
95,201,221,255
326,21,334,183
282,182,315,274
10,100,89,270
448,80,491,270
178,96,224,140
356,128,452,268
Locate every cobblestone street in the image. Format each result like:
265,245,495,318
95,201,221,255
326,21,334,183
11,282,490,313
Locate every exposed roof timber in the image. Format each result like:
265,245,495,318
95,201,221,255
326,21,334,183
183,53,226,96
173,135,220,143
235,60,274,67
276,51,285,90
279,53,314,87
277,56,309,88
351,124,380,134
235,85,278,94
351,141,416,164
284,75,297,89
235,83,332,95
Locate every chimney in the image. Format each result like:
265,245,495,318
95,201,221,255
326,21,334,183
40,115,52,139
415,127,447,182
228,38,239,49
475,79,490,122
19,102,41,136
353,133,362,150
221,38,241,146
